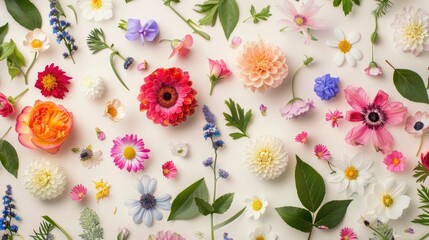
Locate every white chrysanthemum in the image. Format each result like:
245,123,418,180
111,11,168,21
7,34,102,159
23,28,49,53
391,6,429,56
244,135,288,180
24,159,66,200
249,225,277,240
81,74,105,99
326,28,362,67
244,195,268,220
77,0,113,21
329,153,375,197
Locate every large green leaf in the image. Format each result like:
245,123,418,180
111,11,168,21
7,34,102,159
393,68,429,104
0,139,19,178
195,197,213,216
295,155,325,212
168,178,209,221
0,23,8,45
5,0,42,30
218,0,239,40
212,193,234,214
314,200,352,229
275,206,313,233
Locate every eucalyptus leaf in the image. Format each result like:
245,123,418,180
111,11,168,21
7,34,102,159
393,68,429,104
0,139,19,178
275,206,313,233
295,155,325,212
195,197,213,216
168,178,209,221
212,193,234,214
218,0,239,40
5,0,42,30
0,23,8,45
314,200,352,229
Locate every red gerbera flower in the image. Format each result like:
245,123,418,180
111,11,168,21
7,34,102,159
137,67,198,126
35,63,71,99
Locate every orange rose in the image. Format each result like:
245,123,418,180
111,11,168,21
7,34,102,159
15,100,72,154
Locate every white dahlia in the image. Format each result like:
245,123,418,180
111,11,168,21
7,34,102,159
81,74,105,99
24,159,66,200
391,6,429,56
243,135,288,180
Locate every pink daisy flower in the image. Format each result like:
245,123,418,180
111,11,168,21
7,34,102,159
340,227,357,240
314,144,331,160
326,109,344,128
383,150,406,172
111,134,150,172
344,86,407,153
162,161,177,179
70,184,87,202
295,131,308,144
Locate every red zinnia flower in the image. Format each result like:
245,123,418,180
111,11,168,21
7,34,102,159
137,67,198,126
35,63,71,99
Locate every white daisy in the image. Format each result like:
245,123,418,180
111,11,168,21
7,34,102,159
326,28,362,67
329,153,375,197
81,74,105,99
391,6,429,56
23,28,49,53
77,0,113,21
169,142,189,158
366,178,411,222
244,195,268,220
243,135,288,180
249,225,277,240
104,98,125,122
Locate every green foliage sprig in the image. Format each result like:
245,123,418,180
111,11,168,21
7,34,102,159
332,0,360,16
413,163,429,183
372,0,393,19
413,185,429,226
223,98,252,139
0,23,8,45
367,221,394,240
244,5,272,24
30,221,55,240
0,40,27,83
79,208,103,240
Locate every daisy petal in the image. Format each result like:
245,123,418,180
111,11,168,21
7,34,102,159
335,53,345,67
348,32,361,44
335,28,345,41
350,48,362,60
345,52,356,66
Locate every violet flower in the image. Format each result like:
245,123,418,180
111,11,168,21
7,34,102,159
125,19,159,45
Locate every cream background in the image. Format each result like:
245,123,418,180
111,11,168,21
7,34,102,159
0,0,429,239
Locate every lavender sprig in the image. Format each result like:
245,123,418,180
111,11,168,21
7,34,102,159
0,185,20,239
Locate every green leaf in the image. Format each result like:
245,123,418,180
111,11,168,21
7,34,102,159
0,23,8,45
213,207,245,230
332,0,359,16
5,0,42,30
413,163,429,183
212,193,234,214
13,45,26,66
246,5,271,24
314,200,352,228
295,155,325,212
412,185,429,225
195,0,219,26
42,216,72,240
195,197,213,216
393,68,429,104
218,0,239,40
168,178,209,221
229,132,246,140
223,98,252,139
333,0,341,7
0,139,19,178
275,206,313,233
0,41,16,61
67,5,79,24
7,61,20,79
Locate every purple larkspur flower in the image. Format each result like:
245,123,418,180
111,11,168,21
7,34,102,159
125,19,159,45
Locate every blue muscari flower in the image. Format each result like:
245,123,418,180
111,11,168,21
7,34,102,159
124,57,134,69
213,140,224,150
52,26,59,34
313,73,340,101
218,168,229,179
9,225,18,232
202,157,213,167
14,216,20,221
203,105,215,124
60,20,67,26
49,18,56,25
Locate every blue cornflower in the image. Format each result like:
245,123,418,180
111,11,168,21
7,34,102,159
313,74,340,101
9,225,18,232
223,232,233,240
218,169,229,179
202,157,213,167
203,105,215,124
213,140,224,150
124,175,171,227
124,57,134,69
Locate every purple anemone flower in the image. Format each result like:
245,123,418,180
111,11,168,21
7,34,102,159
125,19,159,44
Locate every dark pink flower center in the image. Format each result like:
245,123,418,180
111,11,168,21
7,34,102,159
362,105,386,129
294,15,307,26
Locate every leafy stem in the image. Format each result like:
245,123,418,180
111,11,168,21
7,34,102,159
209,136,218,240
23,52,38,85
42,216,72,240
1,126,12,140
109,52,129,91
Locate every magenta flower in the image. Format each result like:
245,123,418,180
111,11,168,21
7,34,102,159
325,109,344,128
95,127,106,141
280,98,314,119
314,144,331,160
278,0,325,44
383,150,406,172
259,104,267,116
125,19,159,45
364,62,383,77
208,59,232,95
344,86,407,153
70,184,87,202
111,134,150,172
295,131,308,144
166,34,193,59
340,227,357,240
162,161,177,179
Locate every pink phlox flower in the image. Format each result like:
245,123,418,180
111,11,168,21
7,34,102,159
326,109,344,128
383,150,406,172
295,131,308,144
162,161,178,179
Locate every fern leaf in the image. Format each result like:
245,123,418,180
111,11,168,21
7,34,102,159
223,98,252,139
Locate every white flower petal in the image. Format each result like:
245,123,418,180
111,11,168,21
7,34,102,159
350,48,362,60
345,52,356,66
335,28,345,40
325,40,339,47
335,53,345,67
348,32,361,44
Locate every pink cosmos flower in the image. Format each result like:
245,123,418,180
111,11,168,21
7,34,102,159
383,150,406,172
0,93,14,117
364,62,383,77
149,231,185,240
344,86,407,153
340,227,357,240
208,59,232,95
326,109,344,128
162,161,177,179
278,0,325,44
295,131,308,144
280,98,314,119
168,34,193,59
111,134,150,172
70,184,87,202
314,144,331,160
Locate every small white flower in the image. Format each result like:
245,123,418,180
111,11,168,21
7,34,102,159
77,0,113,21
244,195,268,220
78,145,102,169
249,225,277,240
104,98,125,121
329,152,375,197
391,6,429,56
326,28,362,67
366,178,411,222
194,231,206,240
81,74,105,99
169,142,189,158
23,28,49,53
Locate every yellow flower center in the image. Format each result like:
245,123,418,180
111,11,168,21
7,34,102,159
251,199,263,211
78,192,84,198
405,22,424,43
256,237,265,240
393,158,401,166
338,40,352,53
163,169,170,175
383,195,393,207
31,39,43,49
256,149,273,167
34,169,52,188
295,17,304,25
91,0,103,9
123,146,136,160
41,74,58,90
107,106,117,118
255,58,269,71
344,166,358,180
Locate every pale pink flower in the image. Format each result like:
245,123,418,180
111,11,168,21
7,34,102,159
149,231,185,240
208,59,232,95
162,161,177,179
314,144,331,160
344,86,407,153
325,109,343,128
340,227,357,240
280,98,314,119
295,131,308,144
230,36,242,48
237,40,288,92
70,184,87,202
364,62,383,76
383,150,406,172
168,34,193,59
405,111,429,136
278,0,325,44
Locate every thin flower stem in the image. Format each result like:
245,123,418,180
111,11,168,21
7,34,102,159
418,232,429,240
417,135,424,156
328,161,336,174
13,88,29,104
109,52,130,91
24,52,38,85
307,214,314,240
1,126,12,140
167,4,210,40
385,60,396,70
210,136,219,240
291,65,304,99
